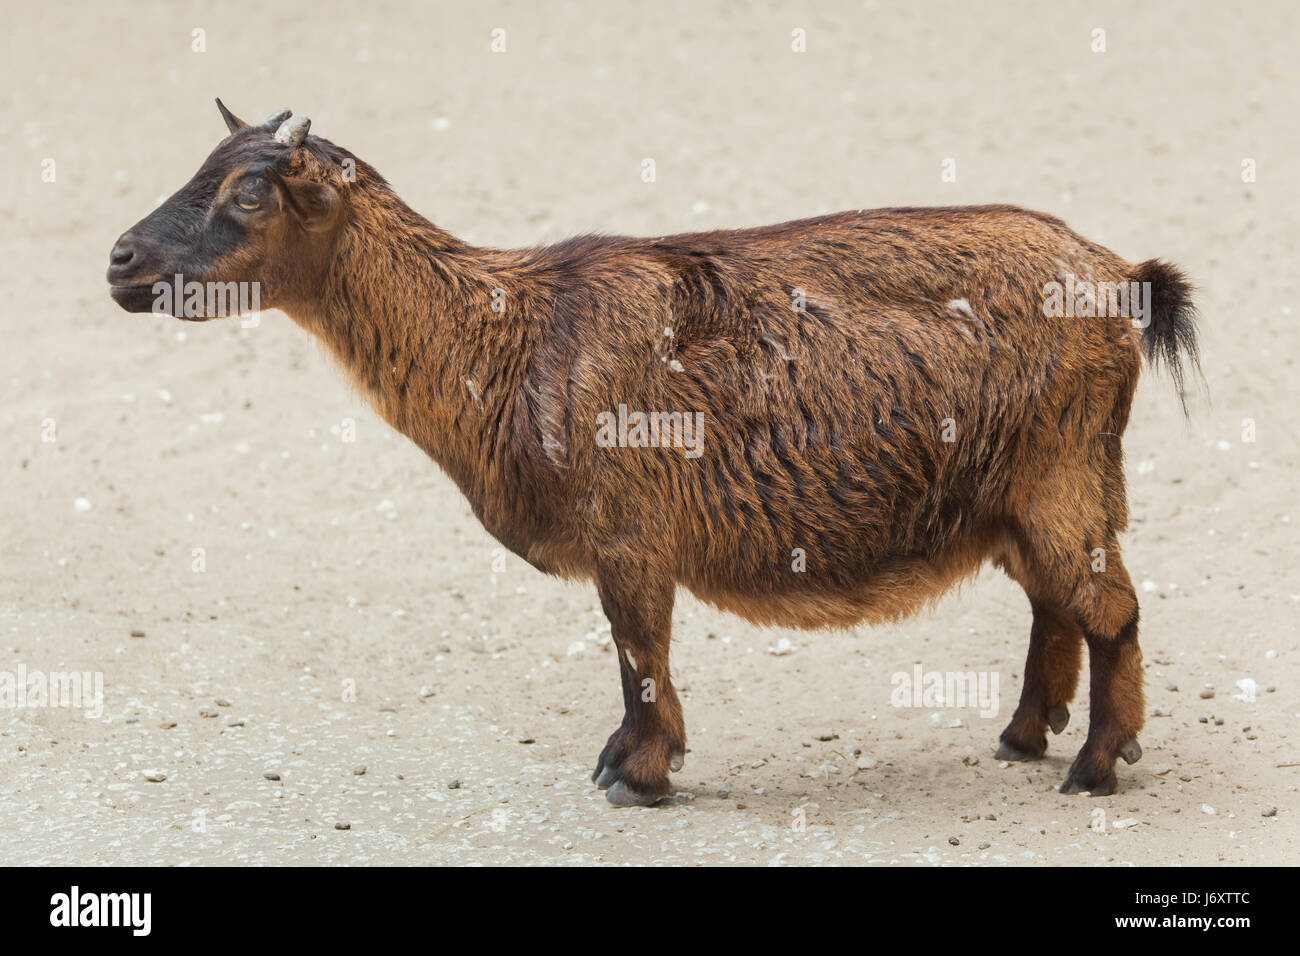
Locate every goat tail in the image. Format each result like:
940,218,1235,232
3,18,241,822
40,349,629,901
1131,258,1202,413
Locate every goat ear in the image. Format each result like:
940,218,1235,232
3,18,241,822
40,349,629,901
266,169,338,228
215,98,247,134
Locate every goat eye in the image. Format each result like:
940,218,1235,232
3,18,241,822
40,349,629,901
233,179,268,211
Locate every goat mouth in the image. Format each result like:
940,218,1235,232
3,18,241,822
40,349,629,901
109,281,166,314
109,282,228,322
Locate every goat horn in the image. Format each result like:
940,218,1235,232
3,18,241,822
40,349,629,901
215,98,248,134
274,114,311,148
264,108,292,127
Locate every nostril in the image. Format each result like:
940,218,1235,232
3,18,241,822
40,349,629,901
107,237,142,284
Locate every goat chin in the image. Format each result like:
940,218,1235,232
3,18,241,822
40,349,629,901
108,284,167,314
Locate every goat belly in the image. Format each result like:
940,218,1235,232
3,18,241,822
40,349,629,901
667,392,1007,631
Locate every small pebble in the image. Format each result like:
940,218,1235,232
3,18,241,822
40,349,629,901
448,779,461,789
334,822,351,831
141,770,166,783
263,772,281,781
352,767,367,776
130,629,146,638
1262,807,1277,818
948,837,960,846
1199,688,1215,699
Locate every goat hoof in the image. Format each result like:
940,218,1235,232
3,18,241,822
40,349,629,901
593,764,619,789
1047,706,1070,734
669,750,685,772
605,780,667,807
995,737,1044,762
1118,739,1143,765
995,742,1037,762
1059,766,1117,797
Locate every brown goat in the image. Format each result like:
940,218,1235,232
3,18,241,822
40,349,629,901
107,102,1199,804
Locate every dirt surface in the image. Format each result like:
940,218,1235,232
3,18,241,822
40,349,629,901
2,0,1297,865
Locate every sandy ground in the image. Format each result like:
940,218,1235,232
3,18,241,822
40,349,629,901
1,0,1297,866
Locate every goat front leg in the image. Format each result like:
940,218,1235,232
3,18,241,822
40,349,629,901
590,565,684,807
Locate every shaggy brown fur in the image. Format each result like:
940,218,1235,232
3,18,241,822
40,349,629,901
107,102,1200,804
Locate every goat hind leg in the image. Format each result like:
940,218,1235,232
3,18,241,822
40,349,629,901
1005,457,1144,793
1060,560,1144,796
996,601,1083,761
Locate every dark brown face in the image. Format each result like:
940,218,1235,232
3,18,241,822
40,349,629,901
107,102,342,320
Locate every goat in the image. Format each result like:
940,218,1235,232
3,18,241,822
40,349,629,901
107,101,1199,804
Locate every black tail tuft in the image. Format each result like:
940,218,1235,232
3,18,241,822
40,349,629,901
1131,258,1201,414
